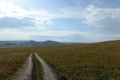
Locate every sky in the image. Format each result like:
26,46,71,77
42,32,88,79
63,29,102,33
0,0,120,42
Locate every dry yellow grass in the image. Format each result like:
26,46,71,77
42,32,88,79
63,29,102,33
0,48,30,80
34,40,120,80
0,40,120,80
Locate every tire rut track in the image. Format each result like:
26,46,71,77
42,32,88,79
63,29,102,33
12,52,67,80
35,53,67,80
13,53,33,80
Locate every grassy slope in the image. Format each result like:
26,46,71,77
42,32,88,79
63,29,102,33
34,40,120,80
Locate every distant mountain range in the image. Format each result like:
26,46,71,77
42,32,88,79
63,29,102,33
0,40,80,48
0,40,119,48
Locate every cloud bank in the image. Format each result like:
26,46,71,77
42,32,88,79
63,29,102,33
0,0,119,42
83,5,120,30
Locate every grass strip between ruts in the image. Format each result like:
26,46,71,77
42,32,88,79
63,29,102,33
32,53,43,80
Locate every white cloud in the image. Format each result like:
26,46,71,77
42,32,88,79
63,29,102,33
82,5,120,29
54,4,120,31
0,1,119,42
1,1,120,31
0,29,31,40
0,1,53,29
0,28,90,41
50,6,83,19
0,28,119,42
0,1,27,18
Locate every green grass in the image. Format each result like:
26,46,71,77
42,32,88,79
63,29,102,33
32,53,43,80
33,40,120,80
0,48,30,80
0,40,120,80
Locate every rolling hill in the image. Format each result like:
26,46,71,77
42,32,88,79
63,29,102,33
0,40,63,48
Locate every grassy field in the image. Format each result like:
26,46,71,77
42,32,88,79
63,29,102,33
0,40,120,80
0,48,30,80
34,40,120,80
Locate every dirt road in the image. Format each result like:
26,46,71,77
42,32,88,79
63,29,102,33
35,53,67,80
12,53,66,80
13,53,33,80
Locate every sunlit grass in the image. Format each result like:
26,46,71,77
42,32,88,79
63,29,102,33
0,40,120,80
0,48,30,80
35,40,120,80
